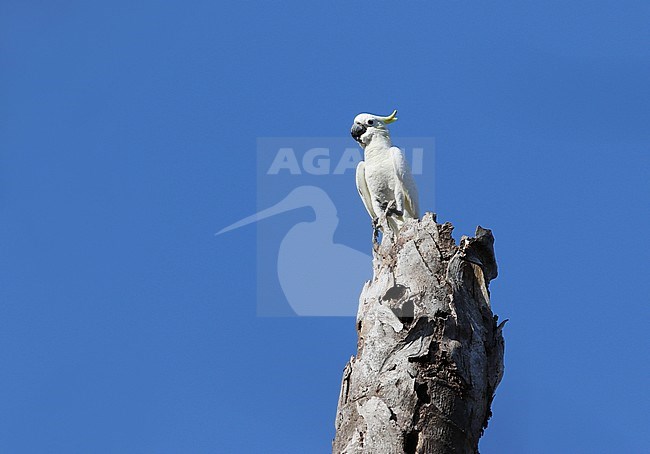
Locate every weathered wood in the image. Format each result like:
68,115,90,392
333,213,505,454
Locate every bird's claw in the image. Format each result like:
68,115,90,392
372,218,380,244
382,200,403,218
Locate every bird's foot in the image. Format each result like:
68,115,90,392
372,218,380,244
383,200,403,218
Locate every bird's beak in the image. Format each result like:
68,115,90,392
351,123,366,142
378,110,398,124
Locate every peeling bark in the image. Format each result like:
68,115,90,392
333,214,505,454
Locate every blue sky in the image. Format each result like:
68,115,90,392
1,1,649,453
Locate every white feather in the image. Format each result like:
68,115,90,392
355,161,376,220
390,146,419,219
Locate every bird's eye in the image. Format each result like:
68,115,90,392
367,119,375,126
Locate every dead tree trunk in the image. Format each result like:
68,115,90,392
333,214,505,454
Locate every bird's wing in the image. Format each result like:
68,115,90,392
356,161,377,220
390,147,420,218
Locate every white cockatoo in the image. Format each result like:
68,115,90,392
351,110,420,239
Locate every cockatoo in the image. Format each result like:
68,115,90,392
351,110,420,240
